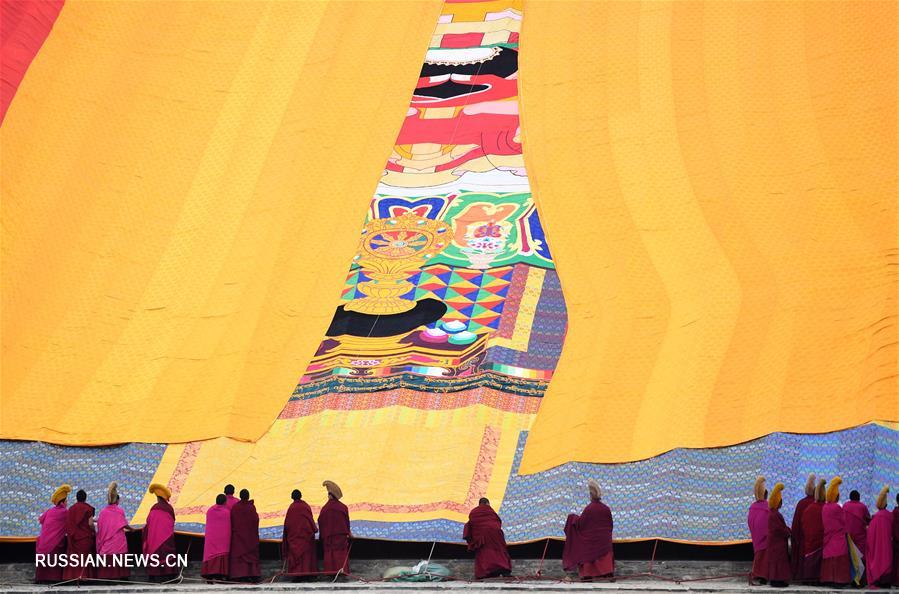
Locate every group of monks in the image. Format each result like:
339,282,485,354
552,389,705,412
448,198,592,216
34,480,352,584
748,475,899,588
464,480,615,582
36,478,615,584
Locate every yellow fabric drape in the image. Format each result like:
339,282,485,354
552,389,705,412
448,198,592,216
519,1,897,469
1,1,443,445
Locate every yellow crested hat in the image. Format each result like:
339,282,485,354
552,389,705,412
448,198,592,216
814,478,827,502
753,476,766,501
323,480,343,500
768,482,785,509
51,484,71,505
148,483,172,501
826,476,842,503
875,485,889,510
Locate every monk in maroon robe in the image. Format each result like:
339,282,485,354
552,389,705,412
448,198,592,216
282,489,317,579
843,489,871,559
748,476,769,584
892,493,899,586
766,483,791,587
563,480,614,581
464,498,512,579
229,489,261,582
63,489,96,582
790,474,815,580
202,494,230,580
35,484,70,583
799,478,826,584
866,487,893,587
142,483,178,582
319,480,351,575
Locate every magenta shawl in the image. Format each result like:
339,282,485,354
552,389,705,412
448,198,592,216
36,502,67,554
822,502,848,559
96,504,128,555
865,509,893,584
203,503,231,561
842,500,870,554
225,495,239,509
747,500,769,552
142,501,175,555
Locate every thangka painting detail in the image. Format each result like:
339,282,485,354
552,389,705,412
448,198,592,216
292,0,563,405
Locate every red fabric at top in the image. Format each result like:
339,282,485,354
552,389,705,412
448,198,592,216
562,500,613,571
0,0,64,123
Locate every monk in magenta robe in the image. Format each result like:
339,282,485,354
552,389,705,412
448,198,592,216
35,484,70,583
790,474,815,580
843,489,871,558
821,477,851,586
747,476,769,584
63,489,96,581
866,487,893,587
229,489,260,582
202,494,230,581
282,489,318,579
319,480,351,575
799,478,826,584
563,480,614,581
766,483,791,587
142,483,178,582
96,482,133,581
464,498,512,579
224,484,239,509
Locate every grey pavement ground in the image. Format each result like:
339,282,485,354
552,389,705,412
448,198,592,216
1,559,895,593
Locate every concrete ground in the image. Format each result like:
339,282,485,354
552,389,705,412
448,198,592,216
2,559,891,592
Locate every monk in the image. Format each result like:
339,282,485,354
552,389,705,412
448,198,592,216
821,476,851,586
790,474,815,580
866,487,893,587
799,478,826,584
282,489,317,579
843,489,871,561
464,497,512,579
143,483,178,582
747,476,769,584
96,482,133,581
35,484,70,583
319,480,351,575
766,483,791,587
224,484,239,509
202,494,230,581
563,479,614,581
893,493,899,587
63,489,96,582
229,489,260,582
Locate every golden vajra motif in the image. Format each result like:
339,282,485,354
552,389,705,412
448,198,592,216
344,212,450,315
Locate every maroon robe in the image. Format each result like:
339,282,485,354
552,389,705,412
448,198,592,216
767,509,791,583
800,501,824,581
282,500,317,576
318,498,351,574
63,501,96,581
789,495,813,579
892,506,899,586
866,509,893,586
563,500,614,577
142,500,177,578
229,499,260,580
463,504,512,579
